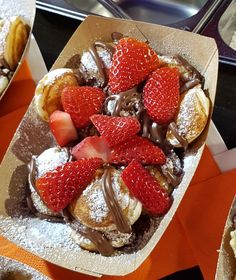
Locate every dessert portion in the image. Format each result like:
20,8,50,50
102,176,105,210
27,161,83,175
28,32,210,256
0,16,30,96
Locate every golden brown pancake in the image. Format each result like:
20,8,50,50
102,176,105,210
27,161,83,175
166,84,210,147
34,68,78,121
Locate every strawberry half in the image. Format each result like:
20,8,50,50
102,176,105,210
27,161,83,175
121,160,171,215
49,110,78,147
90,114,141,147
61,86,105,128
35,158,103,212
110,135,166,165
72,136,110,162
143,67,180,124
108,38,159,93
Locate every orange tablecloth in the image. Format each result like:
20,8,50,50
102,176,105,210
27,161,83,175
0,61,235,280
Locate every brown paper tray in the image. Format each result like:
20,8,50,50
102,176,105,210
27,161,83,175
215,196,236,280
0,16,218,276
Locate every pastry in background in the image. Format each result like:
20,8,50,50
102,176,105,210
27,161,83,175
0,16,30,95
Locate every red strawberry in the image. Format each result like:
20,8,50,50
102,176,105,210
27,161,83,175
49,110,78,147
109,135,166,165
108,38,159,93
90,114,140,147
61,86,105,128
72,136,110,162
121,160,171,215
35,158,103,213
143,67,180,124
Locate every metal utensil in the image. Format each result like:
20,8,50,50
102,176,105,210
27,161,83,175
96,0,132,19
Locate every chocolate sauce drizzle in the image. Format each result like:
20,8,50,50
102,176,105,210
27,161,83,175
168,122,188,150
104,87,143,117
63,208,114,256
26,149,72,223
162,167,184,188
141,112,166,147
101,167,131,233
111,32,124,43
88,43,107,87
174,55,204,84
27,156,38,193
86,40,115,88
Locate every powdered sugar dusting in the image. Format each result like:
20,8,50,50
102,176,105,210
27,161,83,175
82,169,132,224
35,147,70,178
81,48,112,74
0,19,10,55
85,184,109,223
37,68,73,88
0,0,35,25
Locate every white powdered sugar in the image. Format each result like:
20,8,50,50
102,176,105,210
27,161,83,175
85,185,109,223
29,147,70,215
30,187,55,216
82,170,130,224
81,48,112,74
0,0,34,24
37,68,73,88
35,147,70,178
0,19,10,55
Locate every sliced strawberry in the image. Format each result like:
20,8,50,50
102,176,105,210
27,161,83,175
49,110,78,147
143,67,180,124
90,114,140,147
121,160,171,215
35,158,103,212
61,86,105,128
108,38,159,93
109,135,166,165
72,136,110,162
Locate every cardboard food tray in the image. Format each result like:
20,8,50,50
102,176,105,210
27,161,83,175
0,16,218,276
0,0,35,101
215,197,236,280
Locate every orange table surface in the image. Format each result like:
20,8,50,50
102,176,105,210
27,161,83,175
0,61,235,280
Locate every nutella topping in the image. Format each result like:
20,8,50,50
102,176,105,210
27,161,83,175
27,147,72,217
105,87,142,117
174,55,203,83
168,122,188,150
63,209,114,256
180,78,200,94
163,170,183,187
141,112,166,147
89,43,107,87
102,167,131,233
111,32,124,43
28,156,38,194
161,151,184,187
94,41,115,54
